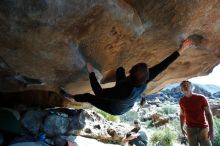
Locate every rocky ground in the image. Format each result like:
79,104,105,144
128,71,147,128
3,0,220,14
1,83,220,146
0,106,131,146
1,97,219,146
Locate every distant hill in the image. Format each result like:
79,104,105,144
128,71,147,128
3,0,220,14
213,91,220,98
162,83,179,90
195,84,220,94
146,83,220,102
162,83,220,94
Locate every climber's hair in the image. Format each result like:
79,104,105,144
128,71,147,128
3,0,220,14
129,62,149,86
180,80,192,86
180,80,194,91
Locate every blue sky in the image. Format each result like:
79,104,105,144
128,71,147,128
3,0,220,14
190,64,220,86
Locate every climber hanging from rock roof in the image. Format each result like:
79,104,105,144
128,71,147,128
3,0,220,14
60,37,195,115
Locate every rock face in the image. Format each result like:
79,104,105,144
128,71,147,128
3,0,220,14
0,0,220,106
80,110,130,143
21,108,86,137
2,107,129,145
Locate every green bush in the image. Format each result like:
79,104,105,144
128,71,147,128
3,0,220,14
96,109,120,122
150,128,177,146
145,120,154,128
170,118,181,135
119,110,138,123
213,116,220,146
158,105,178,115
150,130,163,145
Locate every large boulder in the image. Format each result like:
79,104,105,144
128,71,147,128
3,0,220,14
21,110,47,135
80,110,130,143
0,0,220,106
19,108,129,144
